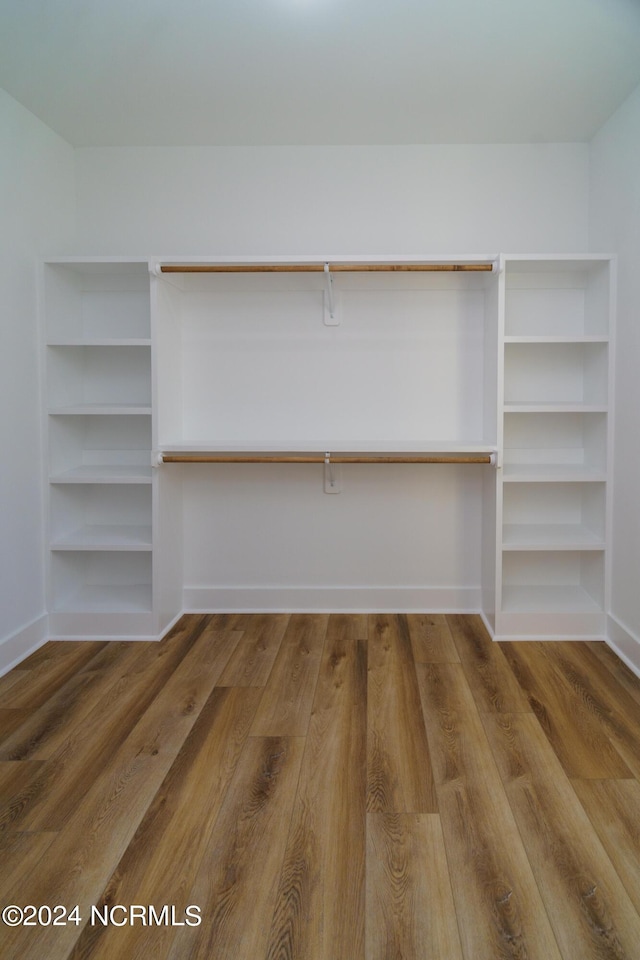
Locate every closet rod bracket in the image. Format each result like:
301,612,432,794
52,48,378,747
324,452,342,493
323,263,341,326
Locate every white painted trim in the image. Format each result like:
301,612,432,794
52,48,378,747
0,614,49,677
47,633,160,642
606,614,640,679
492,632,607,643
479,610,496,639
18,610,185,652
156,609,186,641
183,586,482,612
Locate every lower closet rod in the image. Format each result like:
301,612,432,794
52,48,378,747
160,454,494,464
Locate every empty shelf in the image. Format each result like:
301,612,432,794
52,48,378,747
53,583,153,613
502,464,607,483
504,402,607,414
49,404,152,416
502,524,605,551
501,585,603,614
50,466,153,484
51,525,153,551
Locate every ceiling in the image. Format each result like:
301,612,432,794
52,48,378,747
1,0,640,147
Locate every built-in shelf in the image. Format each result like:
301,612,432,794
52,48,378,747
503,411,607,482
51,525,153,551
160,441,497,453
503,260,610,339
48,414,152,486
47,344,151,410
503,402,607,414
501,584,603,614
503,335,608,344
502,464,607,482
49,466,153,484
50,551,153,613
44,261,151,340
47,339,152,347
504,341,608,410
52,583,153,613
502,524,605,551
49,405,152,416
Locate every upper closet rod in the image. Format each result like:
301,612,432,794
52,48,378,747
158,262,494,274
160,453,495,464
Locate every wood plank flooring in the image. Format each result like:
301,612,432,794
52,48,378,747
1,614,640,959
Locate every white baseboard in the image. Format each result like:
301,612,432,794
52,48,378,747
479,610,495,639
0,614,49,677
606,614,640,679
157,609,187,641
183,585,482,613
492,633,607,642
47,633,161,642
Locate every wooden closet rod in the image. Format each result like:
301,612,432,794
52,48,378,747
160,454,494,464
159,263,494,274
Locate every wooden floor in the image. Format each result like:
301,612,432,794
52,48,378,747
2,614,640,959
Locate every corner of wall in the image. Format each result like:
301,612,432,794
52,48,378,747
606,614,640,679
0,614,49,677
0,88,77,669
588,80,640,651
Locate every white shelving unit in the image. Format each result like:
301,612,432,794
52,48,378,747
495,256,614,639
43,261,155,637
40,254,614,643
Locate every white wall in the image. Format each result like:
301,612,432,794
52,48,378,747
589,82,640,671
76,144,589,256
2,92,635,643
76,142,589,613
0,89,75,671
